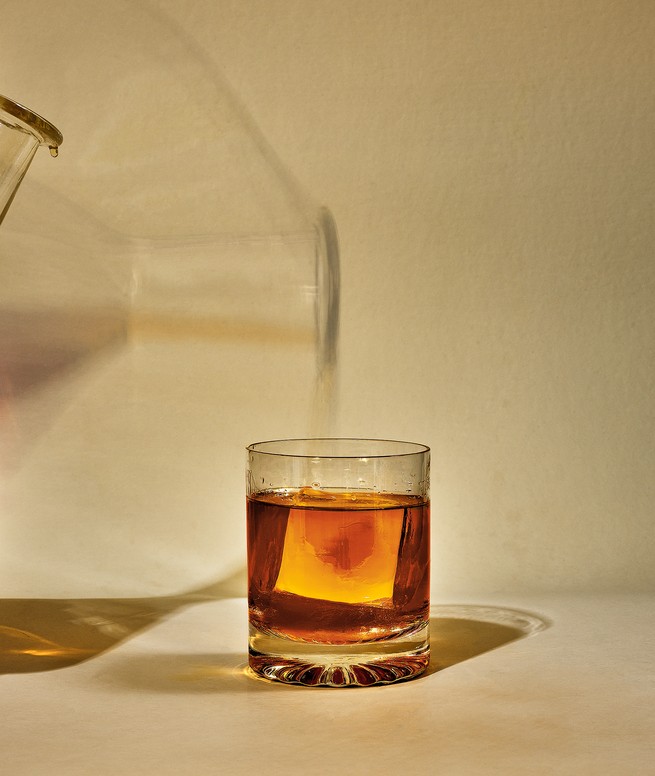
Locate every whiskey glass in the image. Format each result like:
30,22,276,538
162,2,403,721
247,438,430,687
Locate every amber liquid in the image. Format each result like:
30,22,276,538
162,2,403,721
247,489,429,645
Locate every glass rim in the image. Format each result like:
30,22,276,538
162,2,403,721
246,437,430,460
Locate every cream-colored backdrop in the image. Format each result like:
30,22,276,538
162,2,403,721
2,0,654,595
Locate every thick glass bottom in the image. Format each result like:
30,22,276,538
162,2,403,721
248,623,430,687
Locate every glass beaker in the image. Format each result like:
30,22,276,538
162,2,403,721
0,0,339,600
0,95,62,226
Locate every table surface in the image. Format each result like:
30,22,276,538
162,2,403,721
1,592,654,775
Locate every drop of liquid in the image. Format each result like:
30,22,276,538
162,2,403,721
49,146,59,158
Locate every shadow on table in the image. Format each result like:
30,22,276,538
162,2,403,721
0,569,246,674
426,604,549,674
91,603,549,694
0,578,549,692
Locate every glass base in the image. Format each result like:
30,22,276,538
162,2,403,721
248,623,430,687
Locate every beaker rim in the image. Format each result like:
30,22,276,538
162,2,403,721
0,94,63,150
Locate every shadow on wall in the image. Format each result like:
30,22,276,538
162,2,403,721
0,581,548,685
0,0,339,603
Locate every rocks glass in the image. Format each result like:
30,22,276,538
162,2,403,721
247,438,430,687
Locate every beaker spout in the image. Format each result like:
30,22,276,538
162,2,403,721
0,95,62,225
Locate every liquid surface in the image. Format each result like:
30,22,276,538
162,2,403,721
247,489,429,644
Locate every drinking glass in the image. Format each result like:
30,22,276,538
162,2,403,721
247,438,430,687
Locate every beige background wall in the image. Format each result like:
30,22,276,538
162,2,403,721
2,0,654,595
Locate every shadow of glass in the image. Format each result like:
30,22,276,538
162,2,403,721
427,604,549,676
32,602,547,694
0,570,246,674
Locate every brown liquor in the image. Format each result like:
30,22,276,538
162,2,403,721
247,488,429,645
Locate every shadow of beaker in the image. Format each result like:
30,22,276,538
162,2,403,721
0,570,246,674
